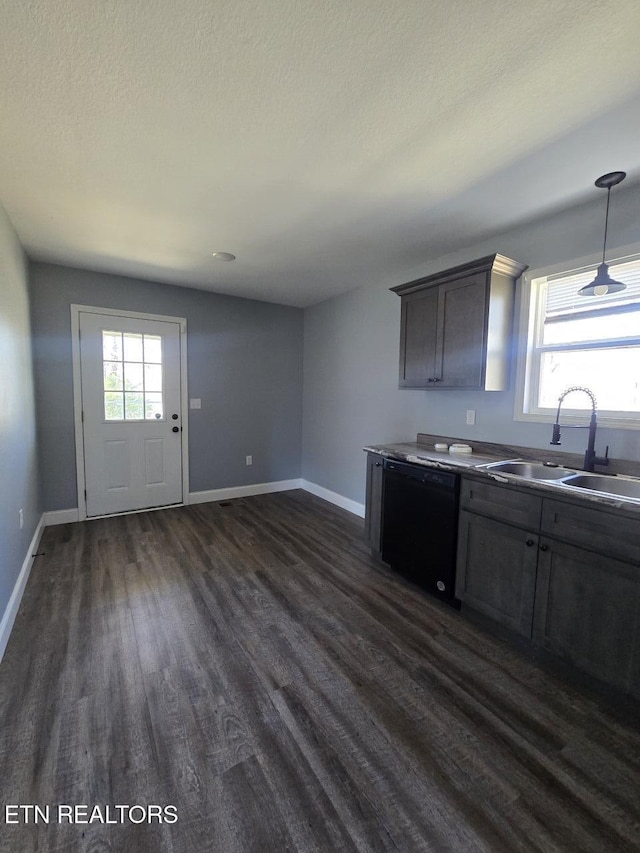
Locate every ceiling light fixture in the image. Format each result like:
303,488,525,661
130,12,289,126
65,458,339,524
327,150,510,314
578,171,626,297
212,252,236,261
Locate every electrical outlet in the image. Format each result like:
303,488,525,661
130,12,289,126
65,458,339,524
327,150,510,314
466,409,476,426
245,455,252,466
19,508,24,529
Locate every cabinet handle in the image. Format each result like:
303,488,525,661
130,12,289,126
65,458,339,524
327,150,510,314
375,462,381,467
525,539,534,547
539,544,549,552
432,377,441,383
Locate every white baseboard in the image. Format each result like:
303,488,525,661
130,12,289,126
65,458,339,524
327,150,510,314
41,482,364,525
301,480,365,518
0,513,46,664
189,479,303,505
44,508,80,525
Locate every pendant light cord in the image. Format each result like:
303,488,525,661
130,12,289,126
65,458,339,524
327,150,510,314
602,187,611,265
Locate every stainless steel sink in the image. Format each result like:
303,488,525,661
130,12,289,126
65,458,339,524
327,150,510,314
562,474,640,499
483,461,577,480
480,459,640,502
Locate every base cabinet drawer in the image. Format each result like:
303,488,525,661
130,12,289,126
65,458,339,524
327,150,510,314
533,539,640,697
541,499,640,565
456,511,539,637
461,478,542,529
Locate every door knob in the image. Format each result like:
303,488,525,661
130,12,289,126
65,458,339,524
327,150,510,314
172,413,179,420
172,426,179,433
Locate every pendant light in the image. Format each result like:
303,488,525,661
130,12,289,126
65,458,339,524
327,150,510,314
578,171,626,296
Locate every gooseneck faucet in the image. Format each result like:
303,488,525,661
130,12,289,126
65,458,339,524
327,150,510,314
550,386,609,473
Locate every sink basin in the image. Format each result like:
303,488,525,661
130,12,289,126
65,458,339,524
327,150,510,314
484,461,577,480
562,474,640,500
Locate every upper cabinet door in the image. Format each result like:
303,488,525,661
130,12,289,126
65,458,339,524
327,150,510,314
436,273,487,387
391,254,527,391
399,287,439,387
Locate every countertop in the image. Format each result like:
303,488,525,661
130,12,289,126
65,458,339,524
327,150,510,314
364,442,640,518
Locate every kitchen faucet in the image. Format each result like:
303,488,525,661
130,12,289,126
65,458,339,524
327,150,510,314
550,386,609,473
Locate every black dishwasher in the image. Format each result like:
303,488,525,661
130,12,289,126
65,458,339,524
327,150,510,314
381,459,460,606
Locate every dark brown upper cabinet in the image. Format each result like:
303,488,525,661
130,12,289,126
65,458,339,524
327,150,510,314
391,254,527,390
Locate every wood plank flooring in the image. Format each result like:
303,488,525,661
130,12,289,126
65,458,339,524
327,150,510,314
1,490,639,852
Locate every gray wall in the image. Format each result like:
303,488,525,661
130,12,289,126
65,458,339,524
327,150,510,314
0,205,41,619
30,264,303,511
302,182,640,504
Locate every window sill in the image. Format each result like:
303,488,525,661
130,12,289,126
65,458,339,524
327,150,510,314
514,411,640,430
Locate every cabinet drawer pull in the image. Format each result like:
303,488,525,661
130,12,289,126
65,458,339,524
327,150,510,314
375,461,381,467
525,539,535,547
539,544,549,552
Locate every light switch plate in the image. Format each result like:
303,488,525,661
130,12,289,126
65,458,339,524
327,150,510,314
190,398,201,409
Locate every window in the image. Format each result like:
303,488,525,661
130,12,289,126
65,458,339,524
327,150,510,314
517,253,640,427
102,331,164,421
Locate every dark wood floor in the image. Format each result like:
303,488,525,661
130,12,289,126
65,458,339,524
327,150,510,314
1,491,639,852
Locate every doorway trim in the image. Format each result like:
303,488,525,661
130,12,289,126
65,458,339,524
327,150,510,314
71,304,189,521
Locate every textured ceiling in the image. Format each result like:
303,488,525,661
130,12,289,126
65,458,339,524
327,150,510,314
2,0,640,307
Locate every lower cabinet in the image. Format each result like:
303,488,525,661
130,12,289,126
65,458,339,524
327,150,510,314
364,452,384,555
456,511,538,637
457,476,640,699
534,539,640,696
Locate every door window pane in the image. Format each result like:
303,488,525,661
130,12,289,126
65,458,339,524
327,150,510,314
144,363,162,392
104,392,124,420
102,330,166,421
123,333,143,362
124,362,144,391
103,362,123,391
125,392,144,420
144,335,162,363
103,332,123,361
145,394,164,420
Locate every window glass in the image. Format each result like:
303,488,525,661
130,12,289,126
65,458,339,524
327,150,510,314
144,363,162,392
143,335,162,363
542,311,640,346
104,392,124,421
124,362,144,392
123,333,143,362
519,253,640,424
102,331,165,421
538,348,640,411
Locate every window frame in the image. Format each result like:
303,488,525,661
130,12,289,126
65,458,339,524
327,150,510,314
101,330,165,423
514,244,640,430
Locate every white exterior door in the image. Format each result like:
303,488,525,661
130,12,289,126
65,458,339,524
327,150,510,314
78,311,183,517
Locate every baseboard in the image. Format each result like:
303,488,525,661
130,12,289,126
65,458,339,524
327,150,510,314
301,480,365,518
41,482,365,522
0,513,46,664
44,508,80,525
189,479,303,505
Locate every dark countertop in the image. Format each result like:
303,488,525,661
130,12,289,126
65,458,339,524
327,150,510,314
363,442,506,468
364,441,640,518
